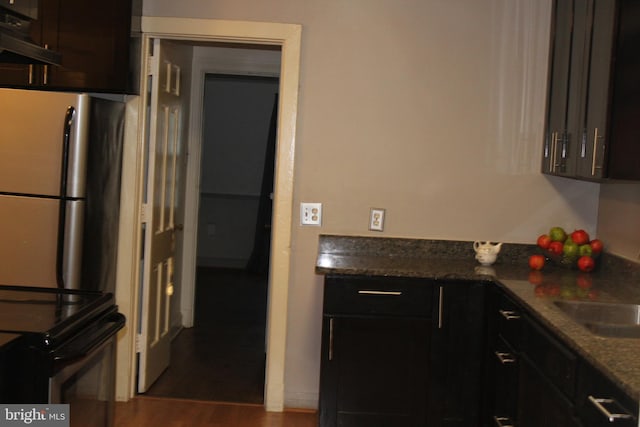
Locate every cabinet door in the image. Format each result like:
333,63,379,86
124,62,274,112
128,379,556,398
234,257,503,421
544,0,574,175
563,0,592,177
603,0,640,180
544,0,596,178
46,0,133,92
518,355,584,427
577,0,616,179
319,316,429,427
0,8,44,87
576,361,638,427
429,282,485,427
0,0,134,93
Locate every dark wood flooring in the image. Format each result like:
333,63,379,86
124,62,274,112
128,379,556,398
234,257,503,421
144,267,268,403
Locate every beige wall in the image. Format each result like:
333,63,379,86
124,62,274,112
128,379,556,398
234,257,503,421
598,183,640,262
143,0,611,408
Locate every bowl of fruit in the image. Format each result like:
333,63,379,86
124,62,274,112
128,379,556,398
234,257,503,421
528,226,603,273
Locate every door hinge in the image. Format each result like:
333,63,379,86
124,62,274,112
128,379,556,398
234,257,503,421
146,56,158,77
140,203,149,223
146,40,159,77
135,333,143,353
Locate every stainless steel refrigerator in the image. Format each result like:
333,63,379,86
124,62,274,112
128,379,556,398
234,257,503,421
0,88,125,292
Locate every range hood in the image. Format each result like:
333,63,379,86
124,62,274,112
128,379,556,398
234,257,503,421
0,5,61,65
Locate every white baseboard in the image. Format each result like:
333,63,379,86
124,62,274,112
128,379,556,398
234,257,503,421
284,391,318,410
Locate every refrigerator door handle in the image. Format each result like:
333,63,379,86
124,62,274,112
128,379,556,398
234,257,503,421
60,106,76,200
56,106,76,288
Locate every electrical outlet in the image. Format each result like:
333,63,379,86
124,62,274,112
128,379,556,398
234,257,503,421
369,208,385,231
301,203,322,226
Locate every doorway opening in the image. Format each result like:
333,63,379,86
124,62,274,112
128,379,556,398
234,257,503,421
145,72,280,403
118,18,301,411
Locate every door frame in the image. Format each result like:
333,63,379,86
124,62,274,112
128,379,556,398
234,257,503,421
115,17,301,412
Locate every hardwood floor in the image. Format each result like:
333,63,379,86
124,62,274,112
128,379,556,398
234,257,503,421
128,269,320,425
145,268,268,403
115,397,318,427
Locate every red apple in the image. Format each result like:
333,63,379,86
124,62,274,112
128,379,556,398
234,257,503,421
589,239,604,255
536,234,552,250
577,255,596,272
570,229,590,245
528,254,545,271
547,241,564,256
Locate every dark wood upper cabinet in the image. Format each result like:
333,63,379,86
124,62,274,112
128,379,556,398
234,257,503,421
0,0,140,94
543,0,640,181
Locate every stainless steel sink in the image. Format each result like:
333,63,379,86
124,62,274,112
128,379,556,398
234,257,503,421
553,300,640,338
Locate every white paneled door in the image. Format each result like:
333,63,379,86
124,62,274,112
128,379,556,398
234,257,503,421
138,38,190,393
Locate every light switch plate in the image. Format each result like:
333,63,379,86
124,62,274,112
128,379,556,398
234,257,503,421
301,202,322,226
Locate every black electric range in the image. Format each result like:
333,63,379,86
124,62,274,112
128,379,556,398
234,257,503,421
0,285,125,427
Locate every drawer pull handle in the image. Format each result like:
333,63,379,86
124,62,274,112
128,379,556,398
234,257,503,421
357,290,402,296
328,318,334,361
588,395,635,422
499,309,521,320
438,286,444,329
493,416,515,427
494,351,516,365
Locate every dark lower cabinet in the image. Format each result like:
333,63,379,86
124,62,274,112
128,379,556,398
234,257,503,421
488,337,519,426
518,354,583,427
319,275,432,427
576,361,638,427
319,276,487,427
320,277,638,427
484,288,522,426
483,284,637,427
429,281,486,427
320,316,429,427
483,286,583,427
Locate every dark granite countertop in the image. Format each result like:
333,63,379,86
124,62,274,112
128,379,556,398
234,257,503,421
315,234,640,403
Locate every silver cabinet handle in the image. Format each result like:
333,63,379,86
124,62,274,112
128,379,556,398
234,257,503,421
495,351,516,365
499,309,521,320
494,416,515,427
588,396,635,422
438,286,444,329
43,44,49,85
357,290,402,296
550,131,557,172
559,131,568,160
591,128,604,176
328,318,334,361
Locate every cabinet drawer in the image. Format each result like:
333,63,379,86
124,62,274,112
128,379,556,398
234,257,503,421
495,293,523,349
522,316,577,399
0,0,37,19
576,361,638,427
490,336,519,425
323,275,432,316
